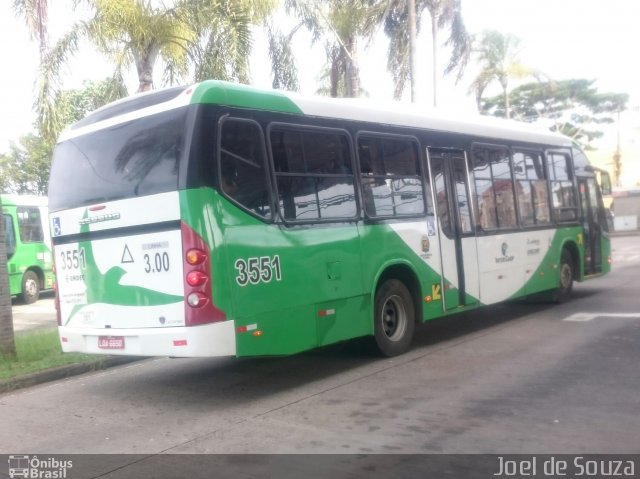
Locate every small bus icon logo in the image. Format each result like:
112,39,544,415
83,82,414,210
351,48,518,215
8,455,29,478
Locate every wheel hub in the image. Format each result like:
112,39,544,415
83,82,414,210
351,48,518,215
381,294,407,341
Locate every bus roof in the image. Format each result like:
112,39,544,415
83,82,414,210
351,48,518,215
62,80,571,148
1,194,48,208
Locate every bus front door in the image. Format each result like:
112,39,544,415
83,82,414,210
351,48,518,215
578,177,603,275
426,148,479,311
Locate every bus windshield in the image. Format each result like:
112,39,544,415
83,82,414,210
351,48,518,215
49,107,187,211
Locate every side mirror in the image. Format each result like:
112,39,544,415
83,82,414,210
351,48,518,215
599,171,612,195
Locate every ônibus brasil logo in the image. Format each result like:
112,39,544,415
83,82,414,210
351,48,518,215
8,455,72,478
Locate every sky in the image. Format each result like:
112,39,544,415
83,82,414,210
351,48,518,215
1,0,639,184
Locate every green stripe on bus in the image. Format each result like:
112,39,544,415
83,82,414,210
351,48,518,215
190,81,304,115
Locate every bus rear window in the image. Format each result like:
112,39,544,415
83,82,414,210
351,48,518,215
49,108,187,211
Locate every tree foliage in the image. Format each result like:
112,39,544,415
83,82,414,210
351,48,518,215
0,77,127,195
0,134,51,195
284,0,376,98
369,0,470,102
469,30,532,119
36,0,273,142
481,78,629,149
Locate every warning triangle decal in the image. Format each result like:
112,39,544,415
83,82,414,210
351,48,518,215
121,245,134,264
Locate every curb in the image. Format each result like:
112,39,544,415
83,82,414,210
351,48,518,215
610,231,640,237
0,356,142,394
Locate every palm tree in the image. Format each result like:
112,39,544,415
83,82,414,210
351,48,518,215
370,0,470,104
324,0,373,97
0,195,16,358
285,0,375,98
36,0,268,142
13,0,49,61
427,0,470,106
3,0,50,358
265,25,300,91
469,30,531,119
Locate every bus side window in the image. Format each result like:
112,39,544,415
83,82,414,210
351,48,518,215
270,126,357,222
357,135,424,219
4,214,16,258
546,151,577,222
219,118,272,219
513,151,551,226
472,145,517,230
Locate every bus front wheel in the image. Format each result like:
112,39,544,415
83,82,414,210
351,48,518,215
21,271,40,304
373,279,415,357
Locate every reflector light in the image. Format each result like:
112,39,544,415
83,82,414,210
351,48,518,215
173,340,188,346
237,324,257,333
61,337,68,342
187,292,208,308
186,271,207,287
186,248,207,265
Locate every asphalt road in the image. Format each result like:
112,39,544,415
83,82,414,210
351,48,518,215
11,291,56,333
1,236,639,472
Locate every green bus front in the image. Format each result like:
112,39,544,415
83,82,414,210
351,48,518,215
3,195,54,303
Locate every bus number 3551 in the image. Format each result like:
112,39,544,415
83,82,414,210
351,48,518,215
59,248,86,270
235,255,282,286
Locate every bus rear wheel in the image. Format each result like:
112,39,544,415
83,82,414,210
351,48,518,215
21,271,40,304
373,279,415,357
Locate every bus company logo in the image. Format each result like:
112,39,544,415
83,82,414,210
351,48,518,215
495,242,515,264
421,236,430,253
7,455,73,478
78,213,121,225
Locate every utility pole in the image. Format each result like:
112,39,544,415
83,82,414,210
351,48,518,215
613,109,622,187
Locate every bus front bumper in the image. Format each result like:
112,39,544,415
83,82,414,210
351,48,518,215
58,320,237,357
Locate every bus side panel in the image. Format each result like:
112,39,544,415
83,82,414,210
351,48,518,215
507,226,584,298
7,269,22,296
358,221,445,323
216,194,368,356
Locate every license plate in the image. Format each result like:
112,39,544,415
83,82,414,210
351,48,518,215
98,336,125,350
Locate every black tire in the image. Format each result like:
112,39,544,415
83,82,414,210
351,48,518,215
554,249,574,303
20,270,40,304
373,279,415,357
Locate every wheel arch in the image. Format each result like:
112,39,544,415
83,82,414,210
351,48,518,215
25,266,45,288
373,260,423,325
559,239,582,281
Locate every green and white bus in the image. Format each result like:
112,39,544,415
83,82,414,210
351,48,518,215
2,194,55,303
48,81,610,358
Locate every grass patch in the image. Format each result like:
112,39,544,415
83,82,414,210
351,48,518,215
0,330,99,380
